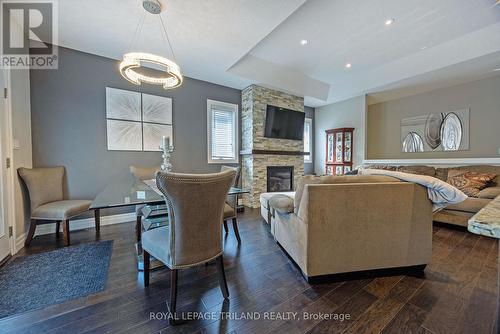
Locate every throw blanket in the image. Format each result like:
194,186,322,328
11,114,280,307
358,168,467,212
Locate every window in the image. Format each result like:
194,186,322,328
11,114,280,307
207,99,238,163
304,118,313,162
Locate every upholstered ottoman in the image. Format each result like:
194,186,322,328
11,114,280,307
259,191,295,224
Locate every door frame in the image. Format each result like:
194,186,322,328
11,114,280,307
0,68,16,255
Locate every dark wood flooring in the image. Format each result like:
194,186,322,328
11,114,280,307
0,209,497,334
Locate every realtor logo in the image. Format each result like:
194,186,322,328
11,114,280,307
1,0,58,69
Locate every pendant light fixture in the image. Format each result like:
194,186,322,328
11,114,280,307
120,0,183,89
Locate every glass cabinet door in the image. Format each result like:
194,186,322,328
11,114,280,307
344,132,352,162
326,165,334,175
335,166,343,175
327,133,334,163
335,132,343,163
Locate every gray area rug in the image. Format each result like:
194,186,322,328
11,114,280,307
0,240,113,319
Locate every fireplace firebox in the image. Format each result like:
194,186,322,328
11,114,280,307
267,166,294,192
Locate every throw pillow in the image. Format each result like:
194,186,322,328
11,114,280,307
446,170,496,197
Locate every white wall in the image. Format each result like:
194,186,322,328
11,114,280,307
10,68,32,248
314,95,366,175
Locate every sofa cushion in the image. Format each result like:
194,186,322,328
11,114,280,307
477,187,500,199
293,174,400,213
397,165,436,177
445,197,491,213
363,164,397,171
446,170,496,197
438,165,500,186
269,195,295,214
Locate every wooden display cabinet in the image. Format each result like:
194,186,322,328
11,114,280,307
325,127,354,175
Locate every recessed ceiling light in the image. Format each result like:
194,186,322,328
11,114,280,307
385,18,395,26
300,39,308,46
345,63,352,69
420,46,428,50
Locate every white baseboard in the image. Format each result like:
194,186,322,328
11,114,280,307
14,212,136,253
363,158,500,166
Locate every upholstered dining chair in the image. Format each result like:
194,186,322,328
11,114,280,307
17,167,93,246
220,165,241,242
130,165,160,241
142,169,236,325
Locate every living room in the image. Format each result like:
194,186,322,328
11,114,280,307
0,0,500,333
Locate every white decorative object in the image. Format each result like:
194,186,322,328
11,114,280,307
106,88,173,151
106,119,142,151
106,88,141,121
401,109,469,152
143,123,173,152
142,93,172,124
160,136,173,171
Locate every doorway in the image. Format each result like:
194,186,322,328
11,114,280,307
0,69,12,262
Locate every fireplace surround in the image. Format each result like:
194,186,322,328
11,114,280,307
241,85,305,207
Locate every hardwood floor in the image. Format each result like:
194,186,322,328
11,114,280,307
0,209,497,334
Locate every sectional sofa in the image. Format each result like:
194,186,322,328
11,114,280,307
364,165,500,227
261,175,433,281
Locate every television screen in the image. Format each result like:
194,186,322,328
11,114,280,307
264,105,305,140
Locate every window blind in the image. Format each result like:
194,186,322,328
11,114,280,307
211,108,235,159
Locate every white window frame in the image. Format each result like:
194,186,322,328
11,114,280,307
207,99,239,164
304,118,313,163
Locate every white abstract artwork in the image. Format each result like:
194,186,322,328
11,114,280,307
142,93,172,124
401,109,469,153
106,120,142,151
143,123,173,151
106,88,141,121
106,87,173,151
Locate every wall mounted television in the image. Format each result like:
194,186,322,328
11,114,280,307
264,105,305,140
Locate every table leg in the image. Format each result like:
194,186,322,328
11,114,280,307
94,209,100,233
136,215,142,242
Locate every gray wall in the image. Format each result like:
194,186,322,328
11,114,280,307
30,47,241,212
367,75,500,159
304,106,315,175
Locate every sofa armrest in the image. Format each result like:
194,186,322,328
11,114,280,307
268,194,294,214
477,187,500,199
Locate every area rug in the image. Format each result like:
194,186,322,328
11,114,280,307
0,240,113,319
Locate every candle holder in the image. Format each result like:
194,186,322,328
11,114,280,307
160,145,174,172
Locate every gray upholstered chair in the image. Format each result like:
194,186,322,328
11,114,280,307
130,165,160,241
221,165,241,242
17,167,93,246
142,169,236,325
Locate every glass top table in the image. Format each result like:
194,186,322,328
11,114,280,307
89,175,249,271
90,175,249,210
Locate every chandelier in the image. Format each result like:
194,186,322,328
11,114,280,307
120,0,183,89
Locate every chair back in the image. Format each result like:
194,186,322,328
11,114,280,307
220,165,240,208
18,167,65,212
156,169,236,267
130,166,160,181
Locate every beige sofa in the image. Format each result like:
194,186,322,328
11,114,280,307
365,165,500,227
264,175,433,282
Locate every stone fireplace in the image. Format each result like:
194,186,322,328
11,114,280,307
267,166,294,192
241,85,305,208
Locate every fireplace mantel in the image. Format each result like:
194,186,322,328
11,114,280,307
240,149,309,156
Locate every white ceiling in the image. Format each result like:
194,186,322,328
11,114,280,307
53,0,500,107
